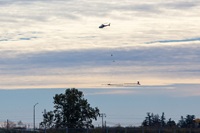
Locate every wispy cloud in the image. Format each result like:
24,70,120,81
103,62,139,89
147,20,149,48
83,83,200,97
85,89,137,96
163,1,199,10
146,37,200,44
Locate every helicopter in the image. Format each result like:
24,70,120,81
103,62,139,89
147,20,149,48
99,23,110,28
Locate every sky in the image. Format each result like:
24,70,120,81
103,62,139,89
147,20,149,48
0,0,200,128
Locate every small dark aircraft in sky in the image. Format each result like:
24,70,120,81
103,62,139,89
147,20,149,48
124,81,141,86
103,81,141,87
99,23,110,28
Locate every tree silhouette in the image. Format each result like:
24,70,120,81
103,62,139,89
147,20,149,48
142,112,166,127
40,111,54,129
40,88,100,129
178,115,195,128
166,118,176,128
160,112,166,127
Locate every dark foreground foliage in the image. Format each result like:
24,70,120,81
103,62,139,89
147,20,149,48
40,88,100,129
2,127,200,133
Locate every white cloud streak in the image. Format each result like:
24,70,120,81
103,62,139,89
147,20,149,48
83,83,200,97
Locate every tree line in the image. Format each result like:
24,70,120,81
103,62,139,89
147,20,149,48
142,112,200,128
39,88,200,129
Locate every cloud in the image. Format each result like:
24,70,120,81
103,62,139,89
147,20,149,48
168,84,200,97
147,37,200,44
0,43,200,89
85,89,137,95
1,44,199,69
163,1,198,9
0,0,200,89
0,0,200,47
83,83,200,97
0,0,199,25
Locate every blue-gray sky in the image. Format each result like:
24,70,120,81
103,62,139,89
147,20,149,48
0,0,200,127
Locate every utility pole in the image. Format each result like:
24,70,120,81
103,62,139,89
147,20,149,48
99,113,106,128
33,103,38,131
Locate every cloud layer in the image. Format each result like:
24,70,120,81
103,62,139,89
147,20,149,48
0,0,200,94
1,44,200,90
